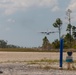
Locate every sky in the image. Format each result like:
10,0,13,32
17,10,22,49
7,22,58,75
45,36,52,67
0,0,76,47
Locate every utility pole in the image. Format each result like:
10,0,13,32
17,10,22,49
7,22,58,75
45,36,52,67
66,9,72,48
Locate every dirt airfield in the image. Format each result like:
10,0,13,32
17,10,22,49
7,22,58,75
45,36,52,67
0,52,75,62
0,52,76,75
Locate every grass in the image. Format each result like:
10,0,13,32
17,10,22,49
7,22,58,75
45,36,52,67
27,59,59,64
0,48,44,52
0,59,76,71
39,65,51,70
0,58,59,63
0,48,64,52
26,59,76,70
0,48,36,52
0,48,56,52
0,48,76,52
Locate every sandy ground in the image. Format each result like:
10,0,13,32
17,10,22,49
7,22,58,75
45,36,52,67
0,52,61,61
0,52,76,61
0,63,76,75
0,52,75,75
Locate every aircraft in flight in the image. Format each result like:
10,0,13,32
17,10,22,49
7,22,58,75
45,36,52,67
40,31,58,35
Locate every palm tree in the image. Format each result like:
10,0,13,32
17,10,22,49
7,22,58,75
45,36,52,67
53,18,62,40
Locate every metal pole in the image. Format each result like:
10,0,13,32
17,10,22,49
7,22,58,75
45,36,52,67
59,38,63,69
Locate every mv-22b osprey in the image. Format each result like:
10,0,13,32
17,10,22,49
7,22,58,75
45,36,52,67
40,31,58,35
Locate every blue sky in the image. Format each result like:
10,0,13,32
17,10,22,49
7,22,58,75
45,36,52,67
0,0,76,47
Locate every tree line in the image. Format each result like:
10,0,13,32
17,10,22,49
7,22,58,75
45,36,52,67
42,18,76,50
0,40,20,48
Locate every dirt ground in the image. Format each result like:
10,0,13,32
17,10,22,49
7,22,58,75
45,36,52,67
0,52,75,62
0,52,76,75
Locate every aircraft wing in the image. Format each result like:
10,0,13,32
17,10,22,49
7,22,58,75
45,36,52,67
40,32,47,34
49,31,58,33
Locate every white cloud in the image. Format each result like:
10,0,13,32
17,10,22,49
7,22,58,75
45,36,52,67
67,0,76,11
5,27,11,31
0,0,59,15
51,6,60,12
67,0,76,22
7,18,15,23
4,8,17,15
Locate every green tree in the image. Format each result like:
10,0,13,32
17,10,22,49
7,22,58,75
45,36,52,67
0,40,7,48
53,18,62,40
64,33,73,48
52,39,60,49
42,36,51,50
71,26,76,48
66,24,72,34
66,24,72,48
72,26,76,39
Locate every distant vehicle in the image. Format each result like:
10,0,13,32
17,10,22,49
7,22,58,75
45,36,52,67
40,31,58,35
